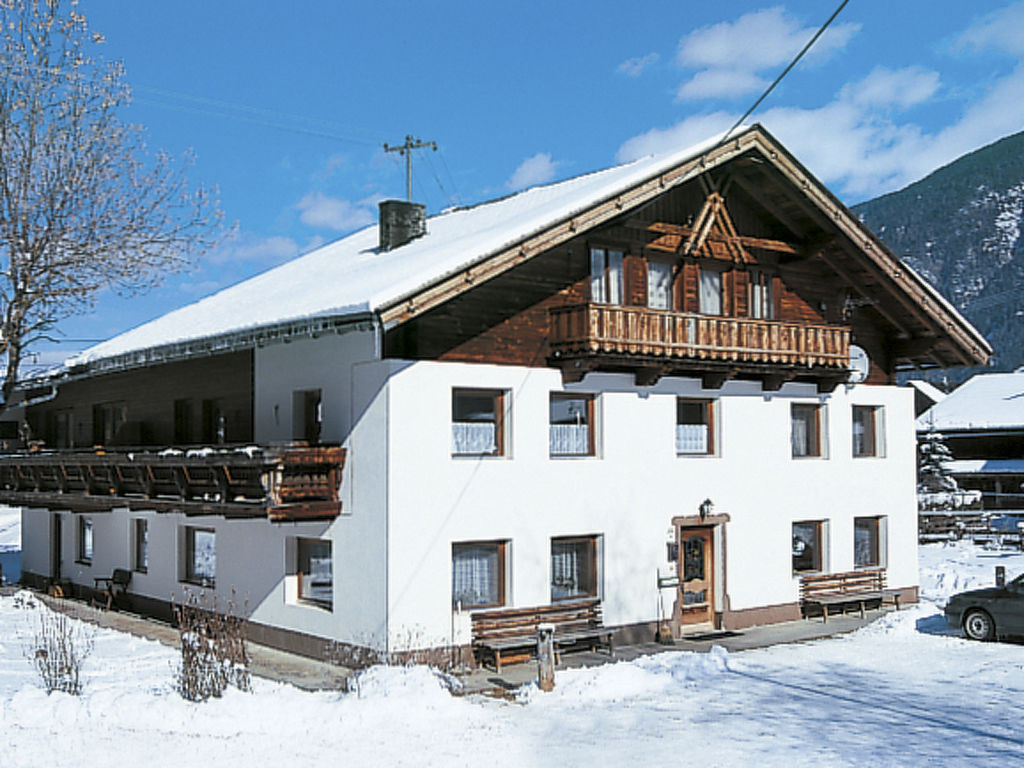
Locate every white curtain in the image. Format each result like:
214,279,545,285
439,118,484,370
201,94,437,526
676,424,709,454
791,415,810,456
452,423,497,455
699,268,722,315
648,262,672,309
550,424,590,455
590,248,623,304
452,545,499,608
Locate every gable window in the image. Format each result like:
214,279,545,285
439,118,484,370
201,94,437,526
852,405,884,458
551,535,600,601
77,516,93,564
792,520,827,574
590,247,623,304
791,404,824,458
854,516,886,568
298,538,333,608
647,261,673,310
134,518,148,573
549,393,595,457
749,269,774,319
699,266,723,315
452,388,505,457
184,526,216,588
677,398,715,455
452,540,508,609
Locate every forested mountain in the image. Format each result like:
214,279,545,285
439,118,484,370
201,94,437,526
853,131,1024,379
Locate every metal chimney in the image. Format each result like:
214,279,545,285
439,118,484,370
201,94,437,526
379,200,426,251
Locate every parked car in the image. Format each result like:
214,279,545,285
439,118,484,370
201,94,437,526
944,573,1024,641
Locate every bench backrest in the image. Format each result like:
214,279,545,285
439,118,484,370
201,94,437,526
471,599,603,641
111,568,132,587
800,569,885,598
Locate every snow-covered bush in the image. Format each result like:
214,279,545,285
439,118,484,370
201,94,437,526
916,425,981,510
21,599,95,695
173,590,250,702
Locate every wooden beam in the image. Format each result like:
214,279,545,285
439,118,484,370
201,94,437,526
638,221,799,256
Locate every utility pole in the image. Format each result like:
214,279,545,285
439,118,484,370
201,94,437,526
383,135,437,201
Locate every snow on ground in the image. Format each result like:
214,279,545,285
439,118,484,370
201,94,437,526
2,542,1024,766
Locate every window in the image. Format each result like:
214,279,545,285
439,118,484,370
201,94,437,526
134,519,148,573
749,269,774,319
791,404,824,458
589,247,623,304
852,405,884,458
855,517,886,568
185,527,216,587
293,389,323,444
452,388,505,456
677,398,715,455
77,516,93,563
699,266,723,315
549,393,595,457
550,536,600,601
92,401,126,446
298,538,333,608
174,399,193,444
647,261,673,310
792,521,826,573
201,399,226,445
452,541,508,609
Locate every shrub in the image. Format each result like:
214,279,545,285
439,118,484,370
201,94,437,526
22,599,94,695
173,590,250,702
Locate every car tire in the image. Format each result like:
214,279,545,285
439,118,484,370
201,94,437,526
963,609,995,641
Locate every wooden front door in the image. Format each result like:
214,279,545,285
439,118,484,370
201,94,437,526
677,527,714,628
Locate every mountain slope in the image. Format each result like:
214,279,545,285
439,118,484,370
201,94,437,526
853,131,1024,375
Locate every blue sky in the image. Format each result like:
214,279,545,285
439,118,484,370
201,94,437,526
33,0,1024,367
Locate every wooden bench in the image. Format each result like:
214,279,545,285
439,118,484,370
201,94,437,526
800,569,902,623
92,568,132,611
470,598,614,671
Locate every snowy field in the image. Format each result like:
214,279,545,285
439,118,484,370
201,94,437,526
0,540,1022,767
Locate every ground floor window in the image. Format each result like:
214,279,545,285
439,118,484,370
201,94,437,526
855,516,886,567
77,516,93,564
185,527,216,588
452,540,507,609
134,518,148,573
792,520,827,573
297,538,333,608
550,535,600,601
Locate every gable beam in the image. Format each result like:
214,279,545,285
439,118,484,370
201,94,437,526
628,219,799,256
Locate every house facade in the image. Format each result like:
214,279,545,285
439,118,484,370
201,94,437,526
5,125,989,658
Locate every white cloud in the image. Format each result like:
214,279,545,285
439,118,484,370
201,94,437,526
956,1,1024,57
841,66,941,109
616,112,735,163
618,53,659,77
506,153,560,191
295,191,376,231
674,7,860,101
208,233,300,266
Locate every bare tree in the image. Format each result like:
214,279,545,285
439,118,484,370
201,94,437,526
0,0,222,409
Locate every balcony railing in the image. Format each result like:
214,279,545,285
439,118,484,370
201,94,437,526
549,303,850,370
0,444,346,522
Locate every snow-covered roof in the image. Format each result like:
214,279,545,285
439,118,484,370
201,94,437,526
917,372,1024,431
66,132,731,370
946,459,1024,475
906,379,947,406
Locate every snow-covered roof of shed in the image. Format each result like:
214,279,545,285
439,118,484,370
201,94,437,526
906,379,948,405
917,372,1024,431
65,132,728,370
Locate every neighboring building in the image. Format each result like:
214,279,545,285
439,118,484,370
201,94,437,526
917,370,1024,511
1,125,989,659
907,379,947,417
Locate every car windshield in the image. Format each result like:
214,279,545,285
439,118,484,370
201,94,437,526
1009,573,1024,589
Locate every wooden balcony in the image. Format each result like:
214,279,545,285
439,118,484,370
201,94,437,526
549,303,851,389
0,444,346,522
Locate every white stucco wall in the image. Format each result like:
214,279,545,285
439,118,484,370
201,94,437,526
381,360,918,648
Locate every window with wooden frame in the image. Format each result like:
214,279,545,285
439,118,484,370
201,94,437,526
134,518,148,573
749,268,775,319
792,520,827,574
676,398,716,455
791,403,824,458
854,516,886,568
698,264,724,315
184,526,216,588
852,405,884,458
452,540,508,609
549,393,595,457
647,260,673,310
297,538,333,608
452,388,506,457
293,389,323,444
550,535,600,601
77,516,93,564
589,246,624,305
92,401,126,446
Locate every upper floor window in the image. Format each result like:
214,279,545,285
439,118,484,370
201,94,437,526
452,388,505,457
791,403,825,458
92,401,126,446
699,265,723,315
647,261,673,310
749,269,775,319
293,389,323,444
677,398,715,456
550,393,595,457
590,247,623,304
852,405,884,458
